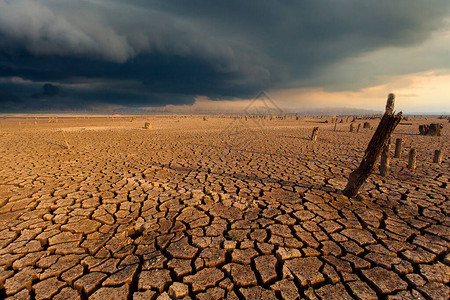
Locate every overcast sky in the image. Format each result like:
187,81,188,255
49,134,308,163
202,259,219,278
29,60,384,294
1,0,449,113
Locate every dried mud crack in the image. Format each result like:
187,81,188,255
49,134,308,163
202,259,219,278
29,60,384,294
0,116,449,299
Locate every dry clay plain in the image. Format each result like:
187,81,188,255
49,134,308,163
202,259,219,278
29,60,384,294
0,115,448,300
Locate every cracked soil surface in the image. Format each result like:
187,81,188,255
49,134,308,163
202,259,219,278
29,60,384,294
0,115,449,299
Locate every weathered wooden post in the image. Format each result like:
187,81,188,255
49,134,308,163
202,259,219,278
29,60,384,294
343,94,402,197
408,149,417,170
350,123,354,132
144,122,152,130
311,127,319,141
433,150,443,164
357,124,361,133
394,138,402,158
429,124,443,136
419,125,427,135
363,122,371,129
379,138,391,176
334,121,337,132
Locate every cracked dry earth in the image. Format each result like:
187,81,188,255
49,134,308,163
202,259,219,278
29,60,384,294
0,115,449,300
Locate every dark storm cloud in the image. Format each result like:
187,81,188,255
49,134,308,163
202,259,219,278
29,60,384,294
0,0,449,110
32,83,61,99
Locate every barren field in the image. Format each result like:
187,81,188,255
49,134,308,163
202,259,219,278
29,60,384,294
0,115,449,300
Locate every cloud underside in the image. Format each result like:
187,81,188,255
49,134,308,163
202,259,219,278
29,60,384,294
0,0,449,111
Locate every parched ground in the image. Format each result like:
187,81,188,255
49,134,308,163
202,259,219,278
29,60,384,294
0,115,448,300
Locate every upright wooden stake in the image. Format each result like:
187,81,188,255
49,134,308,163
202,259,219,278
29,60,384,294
350,123,354,132
357,124,361,133
433,149,443,164
343,94,402,198
408,149,417,170
379,138,391,176
311,127,319,141
334,122,337,132
394,138,402,158
62,131,70,150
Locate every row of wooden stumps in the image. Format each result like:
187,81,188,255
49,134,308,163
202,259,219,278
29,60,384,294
407,148,444,169
331,120,370,132
407,148,443,169
349,122,371,133
379,138,443,174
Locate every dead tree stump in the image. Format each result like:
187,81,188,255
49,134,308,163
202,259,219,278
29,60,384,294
394,138,402,158
144,122,152,130
433,150,443,164
379,139,391,177
419,123,443,136
408,149,417,170
343,94,402,198
429,123,443,136
311,127,319,141
419,125,426,135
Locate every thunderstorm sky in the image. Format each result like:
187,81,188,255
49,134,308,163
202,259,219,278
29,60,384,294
1,0,450,113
